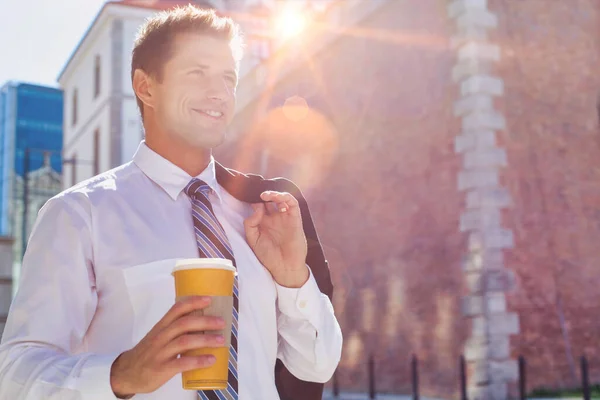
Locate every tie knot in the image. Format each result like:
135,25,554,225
184,178,212,201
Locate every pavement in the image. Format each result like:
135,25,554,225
321,391,594,400
321,390,445,400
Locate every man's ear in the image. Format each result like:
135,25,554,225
133,69,155,112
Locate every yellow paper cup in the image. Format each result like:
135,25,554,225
172,258,237,390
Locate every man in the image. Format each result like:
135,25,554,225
0,5,342,400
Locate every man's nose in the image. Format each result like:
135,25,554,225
205,77,232,101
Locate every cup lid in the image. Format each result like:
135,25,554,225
172,258,237,274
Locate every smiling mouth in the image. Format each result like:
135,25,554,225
192,109,224,119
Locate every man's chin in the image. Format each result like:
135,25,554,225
190,132,227,150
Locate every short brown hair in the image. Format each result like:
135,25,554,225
131,5,243,119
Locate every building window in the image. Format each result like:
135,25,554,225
71,153,77,185
94,55,101,99
94,129,100,175
72,89,78,126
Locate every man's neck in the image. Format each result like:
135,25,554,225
144,135,212,177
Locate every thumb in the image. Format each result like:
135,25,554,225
244,203,265,241
246,203,265,227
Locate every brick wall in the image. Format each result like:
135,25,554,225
490,0,600,391
218,0,600,396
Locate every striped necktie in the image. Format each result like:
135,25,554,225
185,178,239,400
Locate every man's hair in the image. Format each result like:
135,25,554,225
131,5,244,119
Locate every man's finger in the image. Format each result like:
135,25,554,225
153,296,211,333
157,314,225,347
160,333,226,360
275,195,300,217
168,355,216,375
260,192,299,214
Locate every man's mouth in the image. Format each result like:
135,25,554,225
192,109,224,119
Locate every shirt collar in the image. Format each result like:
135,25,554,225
132,141,222,203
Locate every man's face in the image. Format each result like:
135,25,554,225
151,33,238,150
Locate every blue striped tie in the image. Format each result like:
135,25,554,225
185,178,239,400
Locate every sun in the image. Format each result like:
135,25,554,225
274,7,307,39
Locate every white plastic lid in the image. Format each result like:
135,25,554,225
172,258,237,274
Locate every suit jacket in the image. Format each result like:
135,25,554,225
214,162,334,400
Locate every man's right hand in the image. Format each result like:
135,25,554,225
110,296,225,398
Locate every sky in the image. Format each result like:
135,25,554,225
0,0,108,88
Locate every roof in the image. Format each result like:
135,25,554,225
56,1,228,83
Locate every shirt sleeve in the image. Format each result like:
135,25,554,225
0,195,122,400
275,266,342,383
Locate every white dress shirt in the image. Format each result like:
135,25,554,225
0,141,342,400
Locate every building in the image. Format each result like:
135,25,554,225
54,0,600,398
0,82,63,335
217,0,600,398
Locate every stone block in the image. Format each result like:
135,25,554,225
458,169,499,190
447,0,487,19
486,269,516,292
465,337,487,361
466,272,483,293
468,386,486,400
452,59,493,82
464,148,507,169
460,208,501,232
483,228,514,249
462,295,484,316
456,9,499,29
484,250,505,269
463,110,506,131
489,335,510,359
486,292,506,313
489,312,519,335
455,132,476,153
468,232,485,252
461,75,504,96
455,130,497,153
489,382,508,400
454,94,494,117
462,252,484,272
459,42,501,62
463,247,506,271
466,187,512,209
490,359,519,382
469,360,490,385
471,316,487,337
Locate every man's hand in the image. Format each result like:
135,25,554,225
244,190,309,288
110,296,226,398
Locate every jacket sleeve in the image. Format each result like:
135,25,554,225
270,178,342,389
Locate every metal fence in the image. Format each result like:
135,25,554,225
329,354,595,400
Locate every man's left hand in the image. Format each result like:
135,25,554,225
244,191,309,288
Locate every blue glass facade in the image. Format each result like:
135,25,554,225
0,82,63,237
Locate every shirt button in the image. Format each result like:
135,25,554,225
298,300,307,309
